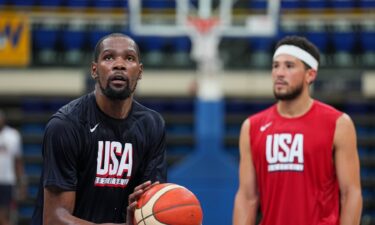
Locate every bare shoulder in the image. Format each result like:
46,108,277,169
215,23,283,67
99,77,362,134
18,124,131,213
241,117,251,131
239,117,251,140
334,113,357,148
336,113,356,132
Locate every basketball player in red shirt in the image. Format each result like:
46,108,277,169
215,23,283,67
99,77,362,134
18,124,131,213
233,36,362,225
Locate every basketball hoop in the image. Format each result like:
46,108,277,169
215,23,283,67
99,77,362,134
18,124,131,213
187,17,220,34
186,17,223,100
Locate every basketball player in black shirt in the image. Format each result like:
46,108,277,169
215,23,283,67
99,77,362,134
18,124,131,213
31,33,167,225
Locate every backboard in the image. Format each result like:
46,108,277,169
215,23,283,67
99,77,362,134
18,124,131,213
128,0,281,37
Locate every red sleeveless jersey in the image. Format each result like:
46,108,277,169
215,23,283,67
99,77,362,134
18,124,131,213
249,100,343,225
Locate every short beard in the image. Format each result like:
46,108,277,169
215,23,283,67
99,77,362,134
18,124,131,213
274,83,303,100
99,80,136,100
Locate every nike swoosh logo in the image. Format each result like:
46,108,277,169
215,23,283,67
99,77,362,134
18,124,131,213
260,122,272,132
90,123,100,133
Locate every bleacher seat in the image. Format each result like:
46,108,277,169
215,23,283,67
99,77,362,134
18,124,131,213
305,20,330,66
330,0,356,9
66,0,90,8
219,37,251,69
21,124,45,135
280,0,302,9
249,37,274,68
331,19,356,67
62,20,86,66
142,36,166,67
343,101,370,116
92,0,127,8
12,0,35,6
33,23,60,65
279,19,302,38
360,21,375,67
24,164,42,177
39,0,62,7
23,144,41,157
168,98,194,114
171,36,192,67
304,0,328,9
359,0,375,8
248,0,267,9
18,205,34,219
92,0,115,8
142,0,175,9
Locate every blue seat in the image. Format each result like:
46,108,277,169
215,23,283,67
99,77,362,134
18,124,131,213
171,36,191,67
62,28,86,65
359,0,375,8
305,21,330,65
18,205,35,218
24,164,42,176
358,147,369,157
330,0,356,9
167,146,193,155
142,0,175,9
306,31,329,52
143,36,165,53
225,125,241,136
23,144,42,157
140,99,168,112
141,36,165,66
33,26,60,64
226,100,250,114
167,125,193,135
62,30,85,50
332,32,356,52
250,37,274,52
33,28,58,49
39,0,62,7
331,21,357,66
21,124,45,135
344,102,369,113
12,0,35,6
168,99,194,113
93,0,115,8
280,0,302,9
22,98,47,113
27,185,39,198
248,0,267,9
48,98,71,111
118,0,128,8
249,37,274,68
66,0,90,8
360,28,375,66
304,0,328,9
361,30,375,52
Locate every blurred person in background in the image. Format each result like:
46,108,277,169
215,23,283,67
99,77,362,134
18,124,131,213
0,110,27,225
31,33,167,225
233,36,362,225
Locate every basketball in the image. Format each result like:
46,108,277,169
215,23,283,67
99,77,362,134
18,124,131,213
134,183,203,225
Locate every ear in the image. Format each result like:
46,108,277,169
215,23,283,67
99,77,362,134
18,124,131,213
306,69,317,85
91,62,98,80
138,63,144,80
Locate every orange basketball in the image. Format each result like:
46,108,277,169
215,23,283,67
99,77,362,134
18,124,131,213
134,183,203,225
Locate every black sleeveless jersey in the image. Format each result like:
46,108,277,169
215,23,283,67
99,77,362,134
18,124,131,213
31,92,167,224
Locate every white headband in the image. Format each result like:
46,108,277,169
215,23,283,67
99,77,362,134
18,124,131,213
273,45,319,71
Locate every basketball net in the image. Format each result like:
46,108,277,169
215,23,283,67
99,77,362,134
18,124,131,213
187,17,223,101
